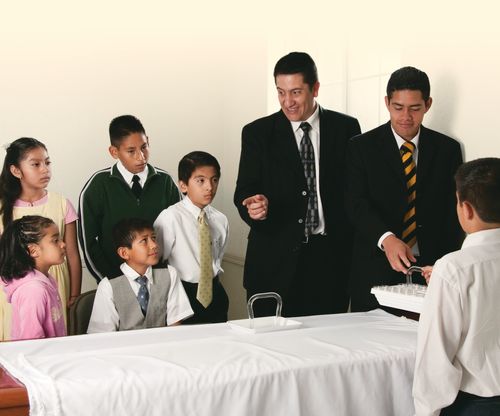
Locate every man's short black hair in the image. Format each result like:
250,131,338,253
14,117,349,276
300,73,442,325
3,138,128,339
178,151,221,184
109,115,146,147
386,66,431,101
112,218,154,250
455,157,500,223
273,52,318,90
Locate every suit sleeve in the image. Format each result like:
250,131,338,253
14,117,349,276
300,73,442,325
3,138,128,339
345,137,390,248
78,178,115,282
233,124,272,231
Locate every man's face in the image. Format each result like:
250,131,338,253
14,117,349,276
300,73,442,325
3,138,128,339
385,90,432,141
276,73,319,122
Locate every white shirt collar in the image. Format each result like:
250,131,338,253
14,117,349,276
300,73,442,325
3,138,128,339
391,125,420,150
181,195,212,219
462,228,500,249
116,160,148,187
120,262,154,284
291,102,320,133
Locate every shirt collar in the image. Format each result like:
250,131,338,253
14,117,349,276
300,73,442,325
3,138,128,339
116,160,148,185
181,195,212,219
391,125,420,150
291,102,320,133
120,262,153,284
462,228,500,249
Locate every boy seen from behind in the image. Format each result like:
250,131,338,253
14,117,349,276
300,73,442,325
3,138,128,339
413,158,500,415
87,218,193,333
79,115,180,282
154,151,229,324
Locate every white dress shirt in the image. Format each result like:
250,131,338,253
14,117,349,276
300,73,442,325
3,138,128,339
116,160,148,188
290,103,325,235
154,196,229,283
87,262,193,333
378,127,421,255
413,228,500,415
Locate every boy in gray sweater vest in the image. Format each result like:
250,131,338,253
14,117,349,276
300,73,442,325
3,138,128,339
87,218,193,333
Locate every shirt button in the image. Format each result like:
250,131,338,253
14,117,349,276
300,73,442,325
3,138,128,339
302,191,307,196
298,219,304,224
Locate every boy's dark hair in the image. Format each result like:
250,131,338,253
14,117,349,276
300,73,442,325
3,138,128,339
455,157,500,223
109,115,146,147
178,151,221,184
386,66,431,101
0,138,47,229
273,52,318,90
112,218,154,250
0,215,55,282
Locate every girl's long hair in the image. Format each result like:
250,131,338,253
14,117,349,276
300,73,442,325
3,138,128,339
0,215,54,282
0,138,47,229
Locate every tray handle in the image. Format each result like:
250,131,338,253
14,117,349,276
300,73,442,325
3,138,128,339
247,292,283,320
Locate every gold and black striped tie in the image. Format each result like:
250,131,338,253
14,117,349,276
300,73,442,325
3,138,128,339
400,141,417,247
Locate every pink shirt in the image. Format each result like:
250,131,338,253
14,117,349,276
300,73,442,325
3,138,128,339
14,194,78,224
2,269,67,340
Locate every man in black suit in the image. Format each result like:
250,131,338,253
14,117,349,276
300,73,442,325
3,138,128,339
234,52,361,317
346,66,463,312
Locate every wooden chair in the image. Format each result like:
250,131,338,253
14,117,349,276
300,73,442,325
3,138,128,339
68,290,96,335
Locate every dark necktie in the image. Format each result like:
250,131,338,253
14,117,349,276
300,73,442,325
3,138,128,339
131,175,142,199
299,122,319,236
400,141,417,247
136,276,149,316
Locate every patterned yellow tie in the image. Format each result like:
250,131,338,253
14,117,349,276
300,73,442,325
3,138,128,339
400,141,417,248
197,210,213,308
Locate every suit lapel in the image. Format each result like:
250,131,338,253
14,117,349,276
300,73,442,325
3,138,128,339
416,125,435,189
275,110,303,176
379,122,406,187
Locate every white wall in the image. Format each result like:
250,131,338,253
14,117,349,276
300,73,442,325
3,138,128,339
1,1,500,318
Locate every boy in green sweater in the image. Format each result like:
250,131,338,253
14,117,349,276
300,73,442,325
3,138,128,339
78,115,180,282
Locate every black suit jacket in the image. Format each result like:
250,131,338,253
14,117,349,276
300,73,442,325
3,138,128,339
234,107,361,293
345,122,463,310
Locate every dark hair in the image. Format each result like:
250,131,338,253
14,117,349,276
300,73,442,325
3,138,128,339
178,151,221,184
0,138,48,229
109,115,146,147
112,218,154,250
273,52,318,90
386,66,431,101
0,215,55,282
455,158,500,223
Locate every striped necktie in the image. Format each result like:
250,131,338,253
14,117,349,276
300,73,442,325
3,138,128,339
299,122,319,236
400,141,417,247
197,210,213,308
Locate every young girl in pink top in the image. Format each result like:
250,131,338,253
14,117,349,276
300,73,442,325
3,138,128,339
0,137,82,340
0,215,66,340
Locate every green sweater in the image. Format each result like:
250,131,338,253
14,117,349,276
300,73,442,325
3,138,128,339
78,164,180,281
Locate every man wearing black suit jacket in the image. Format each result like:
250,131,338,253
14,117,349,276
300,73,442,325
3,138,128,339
234,52,361,317
346,66,463,312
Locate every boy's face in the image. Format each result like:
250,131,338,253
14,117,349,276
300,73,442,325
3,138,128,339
385,89,432,141
109,133,149,174
179,165,219,209
118,229,159,273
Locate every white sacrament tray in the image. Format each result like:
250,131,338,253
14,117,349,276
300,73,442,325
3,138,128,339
371,283,427,313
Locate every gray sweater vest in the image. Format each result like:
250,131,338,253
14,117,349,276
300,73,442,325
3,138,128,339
110,268,172,331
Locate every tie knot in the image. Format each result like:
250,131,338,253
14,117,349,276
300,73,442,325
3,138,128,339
300,122,311,133
400,141,416,154
132,175,140,184
198,210,206,223
135,276,148,287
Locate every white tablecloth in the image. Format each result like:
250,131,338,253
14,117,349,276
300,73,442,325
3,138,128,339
0,310,418,416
